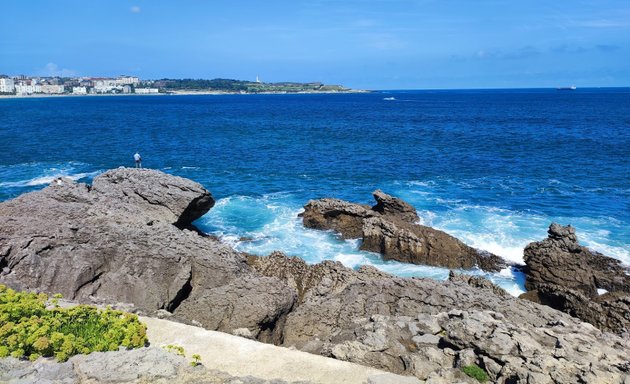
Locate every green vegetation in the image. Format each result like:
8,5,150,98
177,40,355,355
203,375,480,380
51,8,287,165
0,285,147,362
163,344,202,366
463,364,489,382
163,344,185,356
152,78,349,93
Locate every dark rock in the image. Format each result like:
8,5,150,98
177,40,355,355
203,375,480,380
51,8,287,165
301,191,506,272
522,223,630,333
300,198,373,239
360,216,506,271
370,189,419,224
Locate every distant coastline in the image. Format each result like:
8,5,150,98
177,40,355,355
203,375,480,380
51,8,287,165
0,75,368,98
0,89,370,99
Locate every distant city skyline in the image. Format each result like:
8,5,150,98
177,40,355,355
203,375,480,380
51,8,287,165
1,0,629,90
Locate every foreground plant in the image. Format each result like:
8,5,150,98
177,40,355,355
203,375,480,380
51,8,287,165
163,344,185,356
0,284,147,362
463,364,489,382
190,353,202,366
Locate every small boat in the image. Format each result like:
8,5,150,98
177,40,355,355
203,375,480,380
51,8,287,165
383,97,396,100
556,85,577,91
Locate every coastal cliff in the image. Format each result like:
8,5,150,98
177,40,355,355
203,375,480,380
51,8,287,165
1,169,628,383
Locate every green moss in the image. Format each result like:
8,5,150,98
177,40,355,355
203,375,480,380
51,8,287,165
0,284,147,362
463,364,489,382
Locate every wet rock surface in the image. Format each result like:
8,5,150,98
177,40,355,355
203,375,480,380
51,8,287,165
522,223,630,334
300,190,506,272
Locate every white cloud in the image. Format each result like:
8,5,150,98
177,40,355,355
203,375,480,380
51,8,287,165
38,63,77,77
130,5,141,13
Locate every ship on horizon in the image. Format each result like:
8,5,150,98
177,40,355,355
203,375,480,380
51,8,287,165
556,85,577,90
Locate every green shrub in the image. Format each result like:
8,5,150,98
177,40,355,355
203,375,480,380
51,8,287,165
463,364,489,382
0,284,147,362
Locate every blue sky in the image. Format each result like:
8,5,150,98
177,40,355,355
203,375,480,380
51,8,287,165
1,0,629,89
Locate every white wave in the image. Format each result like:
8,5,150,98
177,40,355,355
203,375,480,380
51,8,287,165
581,239,630,266
197,193,630,297
334,253,370,268
0,170,101,188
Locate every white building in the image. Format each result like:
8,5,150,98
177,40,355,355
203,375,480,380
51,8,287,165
40,85,65,94
72,86,87,95
93,79,118,93
0,78,15,93
116,76,139,85
15,84,40,95
135,88,159,94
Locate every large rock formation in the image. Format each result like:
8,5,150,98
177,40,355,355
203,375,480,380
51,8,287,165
0,168,296,340
2,170,629,383
249,252,630,383
301,190,506,272
521,223,630,334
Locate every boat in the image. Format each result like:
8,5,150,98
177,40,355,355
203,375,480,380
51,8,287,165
383,97,396,101
556,85,577,91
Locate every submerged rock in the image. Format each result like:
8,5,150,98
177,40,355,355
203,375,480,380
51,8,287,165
301,190,506,272
521,223,630,334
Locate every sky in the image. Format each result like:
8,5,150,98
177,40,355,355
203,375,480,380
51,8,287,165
1,0,629,89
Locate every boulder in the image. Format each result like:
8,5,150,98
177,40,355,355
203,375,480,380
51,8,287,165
522,223,630,333
301,191,506,272
370,189,419,224
0,168,295,338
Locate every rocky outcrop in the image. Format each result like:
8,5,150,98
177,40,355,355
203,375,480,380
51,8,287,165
301,190,506,272
522,223,630,334
371,189,420,224
250,252,630,383
2,170,629,383
0,168,295,339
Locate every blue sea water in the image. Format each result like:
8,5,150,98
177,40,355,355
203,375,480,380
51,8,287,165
1,89,629,295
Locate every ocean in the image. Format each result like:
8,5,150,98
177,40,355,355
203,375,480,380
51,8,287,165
1,89,629,295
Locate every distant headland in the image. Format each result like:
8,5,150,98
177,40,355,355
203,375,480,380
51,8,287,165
0,74,367,97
